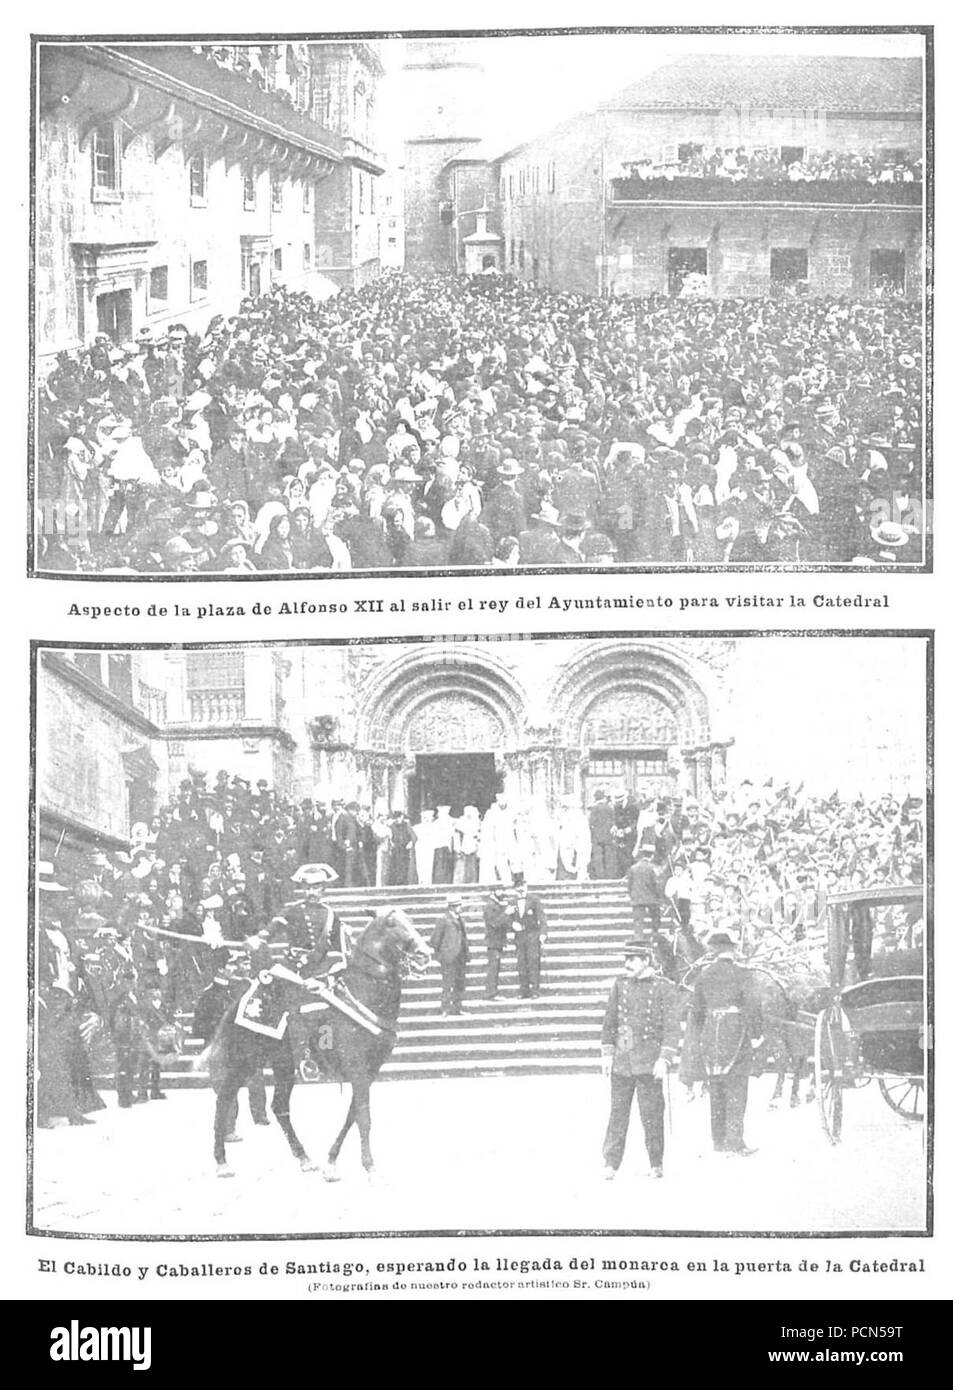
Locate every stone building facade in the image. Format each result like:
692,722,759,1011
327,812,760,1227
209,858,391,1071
36,637,928,855
401,39,488,272
35,40,386,364
37,651,163,872
404,49,924,299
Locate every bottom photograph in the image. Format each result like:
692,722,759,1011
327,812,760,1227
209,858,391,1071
30,632,930,1238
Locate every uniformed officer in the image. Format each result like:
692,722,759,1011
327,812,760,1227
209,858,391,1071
255,862,348,980
687,930,764,1156
511,878,547,998
600,937,681,1179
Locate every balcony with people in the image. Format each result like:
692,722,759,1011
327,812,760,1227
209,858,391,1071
610,145,923,206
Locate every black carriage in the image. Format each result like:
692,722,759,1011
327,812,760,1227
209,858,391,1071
793,884,927,1143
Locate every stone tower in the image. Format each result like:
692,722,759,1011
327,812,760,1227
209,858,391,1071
402,38,486,271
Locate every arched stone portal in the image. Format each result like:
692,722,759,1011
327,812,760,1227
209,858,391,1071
330,640,729,814
550,641,726,803
352,645,527,815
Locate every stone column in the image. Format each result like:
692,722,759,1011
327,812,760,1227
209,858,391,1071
681,748,700,799
710,741,732,792
695,748,714,797
161,653,188,723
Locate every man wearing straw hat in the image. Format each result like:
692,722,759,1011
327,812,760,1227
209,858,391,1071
600,937,681,1180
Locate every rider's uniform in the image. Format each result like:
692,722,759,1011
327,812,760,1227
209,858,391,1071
261,898,348,979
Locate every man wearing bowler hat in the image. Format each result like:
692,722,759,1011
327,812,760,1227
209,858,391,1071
687,930,764,1156
600,937,681,1179
431,893,470,1015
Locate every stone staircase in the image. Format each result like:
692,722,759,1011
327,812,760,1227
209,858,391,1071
158,880,635,1086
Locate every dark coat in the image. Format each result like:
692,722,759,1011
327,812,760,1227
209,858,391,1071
481,484,528,541
625,859,662,906
588,801,616,845
431,910,469,965
512,893,547,936
483,897,511,951
601,972,681,1075
687,957,764,1076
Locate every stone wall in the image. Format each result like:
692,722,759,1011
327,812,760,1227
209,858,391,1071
492,102,923,299
37,659,161,845
605,203,922,298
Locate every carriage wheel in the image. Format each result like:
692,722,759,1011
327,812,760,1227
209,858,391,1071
878,1077,924,1121
814,1006,848,1144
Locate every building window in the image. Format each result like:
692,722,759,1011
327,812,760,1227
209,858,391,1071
303,242,312,269
358,173,365,214
149,265,169,305
370,178,376,214
90,121,121,200
532,165,540,194
507,174,514,200
770,247,809,287
271,177,283,212
185,650,245,723
667,247,708,294
191,258,208,299
302,181,312,212
189,153,207,204
518,168,525,195
273,247,283,274
243,168,257,210
547,161,556,194
870,248,906,294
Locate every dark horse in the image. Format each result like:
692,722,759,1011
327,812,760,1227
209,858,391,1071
210,908,431,1178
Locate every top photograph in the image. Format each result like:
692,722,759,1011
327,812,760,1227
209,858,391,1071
31,28,931,577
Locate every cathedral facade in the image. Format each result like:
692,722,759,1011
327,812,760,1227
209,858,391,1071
36,636,927,861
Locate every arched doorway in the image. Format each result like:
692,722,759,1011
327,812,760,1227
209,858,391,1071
550,641,716,805
403,694,504,818
355,645,526,814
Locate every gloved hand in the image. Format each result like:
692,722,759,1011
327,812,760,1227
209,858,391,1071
652,1058,669,1081
601,1053,613,1079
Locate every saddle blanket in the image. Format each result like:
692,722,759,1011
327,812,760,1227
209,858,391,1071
234,977,289,1040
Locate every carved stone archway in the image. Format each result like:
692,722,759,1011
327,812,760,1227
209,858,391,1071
550,640,719,801
353,644,528,809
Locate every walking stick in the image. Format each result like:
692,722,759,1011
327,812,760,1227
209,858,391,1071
665,1069,673,1138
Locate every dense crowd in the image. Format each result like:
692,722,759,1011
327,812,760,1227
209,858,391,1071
37,273,923,572
622,146,922,185
36,762,923,1125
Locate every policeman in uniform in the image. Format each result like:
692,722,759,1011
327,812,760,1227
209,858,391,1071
687,930,764,1156
600,937,681,1179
